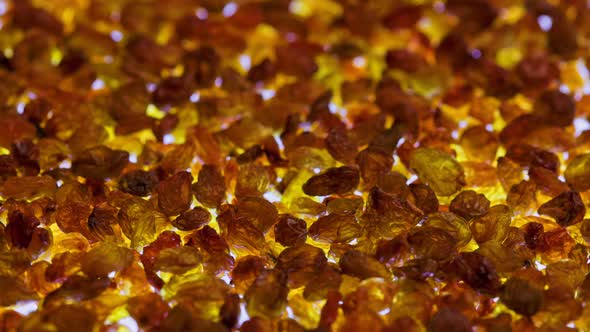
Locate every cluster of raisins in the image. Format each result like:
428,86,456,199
2,0,590,331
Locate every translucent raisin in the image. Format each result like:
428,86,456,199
172,207,211,231
538,191,585,227
565,153,590,191
192,165,226,208
274,214,308,247
157,171,193,216
119,170,158,197
72,146,129,180
302,166,360,196
449,190,490,220
501,277,543,316
409,148,465,196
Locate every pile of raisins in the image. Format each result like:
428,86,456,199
2,0,590,331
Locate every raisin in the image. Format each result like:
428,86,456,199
157,171,193,216
172,206,211,231
409,148,465,196
118,170,158,197
501,277,543,316
339,250,391,280
427,308,472,332
72,146,129,180
274,214,307,247
449,190,490,220
302,166,360,196
565,153,590,191
192,164,226,208
409,183,439,214
538,191,585,227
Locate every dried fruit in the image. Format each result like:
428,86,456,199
538,191,585,227
157,171,193,216
119,170,158,197
171,207,211,231
449,190,490,220
302,166,360,196
339,250,391,280
308,213,361,244
500,277,543,316
193,164,226,208
0,1,588,330
410,148,465,196
274,214,308,247
565,153,590,191
71,146,129,179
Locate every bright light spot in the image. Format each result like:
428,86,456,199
406,174,418,185
577,59,590,82
354,190,363,196
562,152,569,161
313,168,321,174
328,102,349,119
471,49,482,59
118,317,139,332
559,84,570,93
16,102,25,114
537,15,553,32
28,92,37,99
129,153,138,163
221,274,231,284
59,160,71,169
396,137,406,148
260,89,275,100
535,261,546,271
273,133,285,150
349,239,358,245
567,322,575,328
146,83,156,92
574,117,590,136
13,301,38,315
263,190,282,203
195,7,208,20
458,120,468,129
378,308,390,315
289,0,310,16
214,77,223,87
329,102,338,113
559,174,566,181
108,271,116,278
576,59,590,95
0,1,7,15
300,122,312,131
56,180,63,187
91,79,105,90
352,56,366,68
451,129,459,139
222,2,238,17
190,92,200,102
163,134,175,144
239,54,251,71
485,124,494,132
238,303,249,326
287,307,296,319
110,30,123,42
